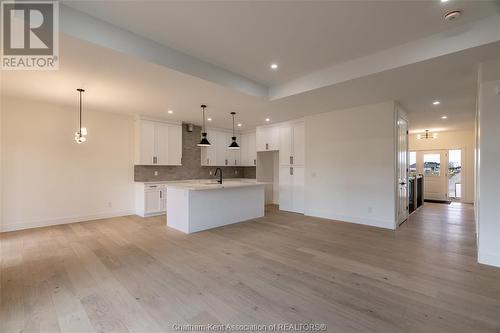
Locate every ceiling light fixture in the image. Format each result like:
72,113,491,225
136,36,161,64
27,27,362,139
417,130,437,140
444,10,462,21
433,101,440,105
270,63,278,70
228,112,240,150
167,110,173,114
237,123,242,127
74,88,87,144
265,118,270,122
197,104,211,147
441,115,448,119
441,0,449,3
207,118,212,121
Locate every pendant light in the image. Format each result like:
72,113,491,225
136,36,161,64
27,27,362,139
197,104,211,146
228,112,240,150
74,88,87,144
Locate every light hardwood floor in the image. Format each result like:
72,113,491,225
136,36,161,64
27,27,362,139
1,203,500,332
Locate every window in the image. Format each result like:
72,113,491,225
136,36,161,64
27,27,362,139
423,154,440,176
448,149,462,199
409,151,416,174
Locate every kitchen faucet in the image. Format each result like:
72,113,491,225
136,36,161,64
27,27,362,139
214,168,223,184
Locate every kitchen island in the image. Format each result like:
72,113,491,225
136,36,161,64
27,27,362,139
166,180,266,233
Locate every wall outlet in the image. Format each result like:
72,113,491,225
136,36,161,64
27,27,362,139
154,171,158,176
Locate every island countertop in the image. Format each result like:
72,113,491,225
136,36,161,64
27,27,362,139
165,179,267,191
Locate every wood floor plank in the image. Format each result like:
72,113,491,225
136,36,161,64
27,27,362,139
1,202,500,333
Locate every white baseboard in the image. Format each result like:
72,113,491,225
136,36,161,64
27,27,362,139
304,209,396,230
0,209,136,233
478,252,500,268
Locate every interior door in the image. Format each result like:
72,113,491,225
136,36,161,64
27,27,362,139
397,115,409,225
421,150,448,201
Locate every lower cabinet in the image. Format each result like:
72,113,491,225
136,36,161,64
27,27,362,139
279,166,304,213
135,183,167,217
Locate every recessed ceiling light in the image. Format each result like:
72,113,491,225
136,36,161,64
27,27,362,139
441,115,448,119
167,110,173,114
207,117,212,121
237,123,242,127
270,63,278,70
433,101,440,105
441,0,449,3
265,118,270,122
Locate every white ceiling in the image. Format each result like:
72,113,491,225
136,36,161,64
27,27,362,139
3,2,500,133
64,0,500,86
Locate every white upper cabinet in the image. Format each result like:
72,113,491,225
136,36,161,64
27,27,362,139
135,119,182,165
256,125,280,151
279,121,304,166
241,131,257,166
200,129,252,167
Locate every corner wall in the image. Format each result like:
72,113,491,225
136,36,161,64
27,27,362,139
304,101,397,229
477,58,500,267
1,97,135,232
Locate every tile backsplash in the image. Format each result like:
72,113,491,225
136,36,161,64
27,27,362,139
134,123,256,182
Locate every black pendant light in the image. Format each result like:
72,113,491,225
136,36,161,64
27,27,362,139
74,88,87,144
228,112,240,150
197,104,211,146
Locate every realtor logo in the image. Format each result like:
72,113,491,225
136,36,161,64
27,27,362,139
1,1,59,70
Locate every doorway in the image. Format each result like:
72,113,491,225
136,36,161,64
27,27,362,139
397,114,409,225
411,150,449,201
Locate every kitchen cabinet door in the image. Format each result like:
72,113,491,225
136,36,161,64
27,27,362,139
292,122,305,166
291,166,305,213
168,124,182,165
279,124,292,165
138,120,156,165
145,189,161,214
227,133,241,166
215,131,229,166
268,125,280,151
155,123,170,165
201,131,216,166
279,166,293,212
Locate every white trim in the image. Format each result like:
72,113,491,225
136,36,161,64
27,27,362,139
0,209,135,233
478,251,500,268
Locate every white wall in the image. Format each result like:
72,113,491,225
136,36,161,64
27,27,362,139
477,59,500,267
304,101,397,229
1,97,135,232
409,129,475,203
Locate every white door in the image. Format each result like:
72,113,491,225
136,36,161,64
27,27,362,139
397,116,409,225
421,150,448,201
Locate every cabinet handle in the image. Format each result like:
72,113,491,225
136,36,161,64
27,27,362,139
207,158,209,165
266,143,269,150
153,156,157,164
290,167,293,176
235,159,237,165
254,159,256,165
290,156,293,165
159,191,162,199
225,159,228,165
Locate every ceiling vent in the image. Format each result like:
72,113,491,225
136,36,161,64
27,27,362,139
444,10,462,21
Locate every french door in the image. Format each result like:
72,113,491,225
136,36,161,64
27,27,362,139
418,150,449,201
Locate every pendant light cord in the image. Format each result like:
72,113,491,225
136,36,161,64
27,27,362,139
79,90,82,134
232,113,235,136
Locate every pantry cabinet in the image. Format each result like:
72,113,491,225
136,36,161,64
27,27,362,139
135,119,182,165
279,166,304,214
279,121,304,166
241,131,257,166
256,125,280,151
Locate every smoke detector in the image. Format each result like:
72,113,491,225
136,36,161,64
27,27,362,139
444,10,462,21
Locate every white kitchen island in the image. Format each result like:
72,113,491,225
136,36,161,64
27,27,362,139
166,180,266,233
